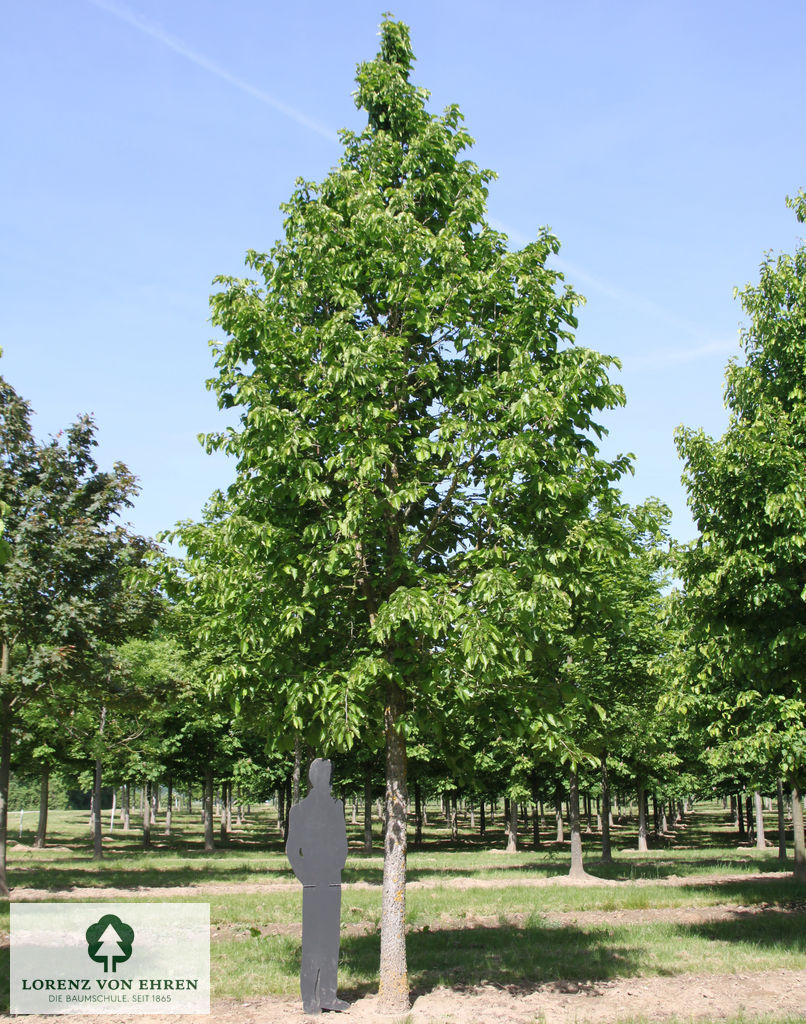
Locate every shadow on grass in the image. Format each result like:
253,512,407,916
681,908,806,952
336,919,644,1001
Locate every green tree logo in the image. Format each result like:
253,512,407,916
85,914,135,973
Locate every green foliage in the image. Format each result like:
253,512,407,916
675,192,806,787
183,17,629,760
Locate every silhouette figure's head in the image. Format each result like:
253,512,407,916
308,758,332,792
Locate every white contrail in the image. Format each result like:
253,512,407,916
86,0,339,143
488,215,738,363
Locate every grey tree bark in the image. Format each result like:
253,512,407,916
505,797,517,853
753,790,766,849
203,767,215,852
777,780,787,860
34,765,49,849
637,783,649,852
792,783,806,882
568,766,586,877
377,680,409,1013
92,706,106,860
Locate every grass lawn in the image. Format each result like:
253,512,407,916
1,801,805,1019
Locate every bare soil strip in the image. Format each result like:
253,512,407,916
10,969,806,1024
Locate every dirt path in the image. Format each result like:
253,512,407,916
10,969,806,1023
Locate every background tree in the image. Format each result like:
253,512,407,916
675,191,806,880
0,373,152,892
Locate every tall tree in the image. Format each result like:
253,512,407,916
675,191,806,880
199,18,627,1010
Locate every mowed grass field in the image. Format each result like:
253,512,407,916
1,801,805,1020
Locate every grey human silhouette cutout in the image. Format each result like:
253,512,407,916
285,758,350,1015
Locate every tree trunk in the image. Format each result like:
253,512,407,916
92,706,105,860
792,783,806,882
292,737,301,805
109,789,116,832
450,793,459,843
363,766,373,853
34,765,49,849
0,677,11,896
143,781,152,850
637,782,648,852
584,791,593,833
276,786,284,832
568,766,586,877
600,754,612,863
165,775,173,835
753,790,766,849
531,775,541,849
737,793,746,839
555,789,564,843
352,796,358,825
505,797,517,853
777,780,787,860
283,777,291,841
219,782,228,843
745,794,754,844
203,767,215,852
123,783,130,832
414,781,422,848
652,794,660,836
469,802,475,830
378,680,409,1013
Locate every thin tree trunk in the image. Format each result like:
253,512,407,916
450,793,459,843
143,781,152,849
746,795,754,844
292,737,302,805
92,706,106,860
352,796,358,825
378,679,409,1013
753,791,765,849
364,766,373,853
531,775,541,849
469,802,475,830
414,781,422,848
276,786,284,832
165,775,173,835
479,799,485,837
203,767,214,852
777,780,787,860
737,793,746,839
555,789,564,843
505,797,517,853
34,765,49,849
568,766,586,877
792,783,806,882
283,777,291,841
600,754,612,863
652,794,660,836
0,674,11,896
637,782,648,852
585,791,593,833
109,789,116,832
123,783,130,831
219,782,228,843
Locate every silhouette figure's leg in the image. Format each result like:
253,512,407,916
318,885,349,1011
301,887,322,1014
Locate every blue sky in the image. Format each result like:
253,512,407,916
3,0,805,547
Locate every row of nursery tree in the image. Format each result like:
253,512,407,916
2,17,805,1014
